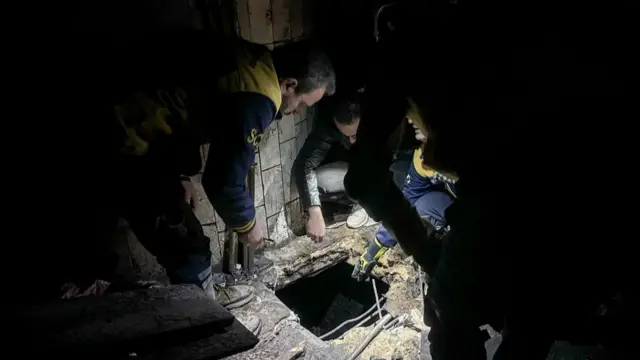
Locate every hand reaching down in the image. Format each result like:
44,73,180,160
238,223,264,247
306,206,325,242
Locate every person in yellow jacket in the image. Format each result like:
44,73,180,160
45,31,335,304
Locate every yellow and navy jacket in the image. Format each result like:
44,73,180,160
372,98,459,247
375,147,457,247
112,34,281,234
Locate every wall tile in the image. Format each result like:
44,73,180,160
203,224,223,272
285,198,305,236
255,205,268,237
193,180,216,225
235,0,251,39
307,118,314,136
217,230,229,246
295,119,309,153
272,0,292,42
280,138,299,203
278,113,296,143
215,211,226,231
253,153,265,207
217,230,230,271
248,0,274,44
294,106,307,124
307,104,317,125
259,122,281,170
267,211,291,244
262,165,284,217
289,0,304,38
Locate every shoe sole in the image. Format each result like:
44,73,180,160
346,215,369,229
223,292,255,310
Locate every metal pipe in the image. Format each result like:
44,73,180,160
242,164,256,272
345,314,394,360
371,279,383,322
337,314,374,340
319,296,387,340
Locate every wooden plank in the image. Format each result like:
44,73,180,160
248,0,274,44
141,319,259,360
235,0,251,40
289,0,304,38
19,285,234,356
272,0,292,42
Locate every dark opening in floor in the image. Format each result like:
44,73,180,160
276,261,390,340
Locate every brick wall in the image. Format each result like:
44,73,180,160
194,0,319,258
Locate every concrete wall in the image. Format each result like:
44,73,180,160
193,0,319,263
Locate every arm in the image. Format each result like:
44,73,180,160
292,124,338,210
202,93,276,236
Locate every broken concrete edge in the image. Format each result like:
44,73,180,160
140,319,259,360
222,281,343,360
260,224,378,290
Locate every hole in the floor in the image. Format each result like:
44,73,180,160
275,261,390,340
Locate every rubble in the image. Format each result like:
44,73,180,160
117,219,428,359
258,223,427,360
331,325,423,360
223,282,343,360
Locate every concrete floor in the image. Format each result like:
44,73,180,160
113,220,616,360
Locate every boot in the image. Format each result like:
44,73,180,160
215,284,255,310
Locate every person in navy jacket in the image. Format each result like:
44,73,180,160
54,32,335,303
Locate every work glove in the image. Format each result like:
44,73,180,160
352,238,389,282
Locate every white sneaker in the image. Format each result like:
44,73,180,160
346,208,370,229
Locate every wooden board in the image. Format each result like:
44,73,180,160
248,0,274,44
272,0,292,42
235,0,251,40
17,285,234,356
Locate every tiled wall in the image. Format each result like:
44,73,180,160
194,0,319,256
234,0,314,46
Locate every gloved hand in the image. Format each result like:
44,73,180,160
352,238,389,281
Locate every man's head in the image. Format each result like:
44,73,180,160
333,97,361,144
272,41,336,115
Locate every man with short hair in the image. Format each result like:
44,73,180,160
48,32,335,305
293,95,370,242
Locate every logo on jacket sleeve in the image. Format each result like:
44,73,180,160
247,128,263,148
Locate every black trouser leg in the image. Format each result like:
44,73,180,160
123,178,214,298
425,195,504,360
